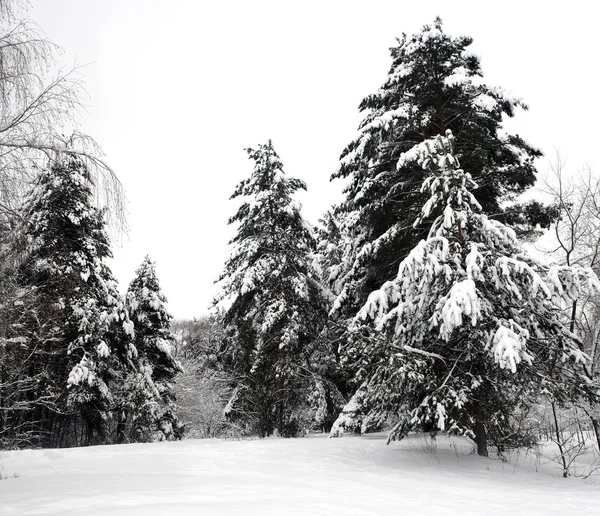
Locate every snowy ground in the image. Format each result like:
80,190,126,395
1,433,599,515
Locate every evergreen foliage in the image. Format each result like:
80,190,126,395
331,18,550,317
217,141,327,436
124,256,182,442
0,156,135,447
330,133,600,456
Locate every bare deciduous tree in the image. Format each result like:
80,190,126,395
170,317,243,438
541,157,600,457
0,0,124,227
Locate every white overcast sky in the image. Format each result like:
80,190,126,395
29,0,600,319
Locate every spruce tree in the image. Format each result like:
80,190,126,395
331,18,550,318
330,133,600,456
125,256,182,442
217,140,327,436
11,156,135,446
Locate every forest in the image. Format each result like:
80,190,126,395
1,1,599,484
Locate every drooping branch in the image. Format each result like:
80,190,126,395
0,0,125,233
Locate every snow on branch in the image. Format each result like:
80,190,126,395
438,279,481,340
490,322,532,373
402,345,446,363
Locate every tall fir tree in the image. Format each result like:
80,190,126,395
331,18,551,318
124,256,182,442
6,156,135,446
330,133,600,456
217,141,327,436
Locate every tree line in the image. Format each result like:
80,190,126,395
0,1,181,448
210,18,600,463
1,2,599,465
0,157,182,447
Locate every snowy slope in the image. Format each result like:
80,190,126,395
1,433,598,515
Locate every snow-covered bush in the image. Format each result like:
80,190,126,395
173,357,233,439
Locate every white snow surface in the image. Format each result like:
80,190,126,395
1,433,599,515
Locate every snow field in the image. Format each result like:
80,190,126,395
1,433,599,516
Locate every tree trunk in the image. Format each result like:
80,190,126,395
552,402,569,477
277,347,285,434
569,300,600,455
591,416,600,454
474,399,488,457
115,411,127,444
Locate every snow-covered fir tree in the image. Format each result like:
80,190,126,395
314,210,350,301
308,211,359,429
331,18,550,319
330,133,600,456
124,256,182,442
217,140,327,436
8,156,135,446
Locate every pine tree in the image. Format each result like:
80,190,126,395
8,156,135,446
124,256,182,442
217,140,327,436
331,18,551,318
330,132,600,456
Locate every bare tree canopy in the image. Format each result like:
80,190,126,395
541,159,600,455
0,0,124,230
